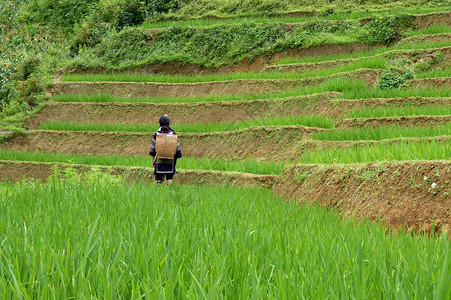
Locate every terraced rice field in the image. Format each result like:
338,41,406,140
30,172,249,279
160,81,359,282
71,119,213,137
2,6,451,298
2,13,451,231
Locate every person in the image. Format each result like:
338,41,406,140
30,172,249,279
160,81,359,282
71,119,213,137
149,115,182,184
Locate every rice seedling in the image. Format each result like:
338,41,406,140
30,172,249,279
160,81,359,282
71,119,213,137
349,104,451,118
416,68,451,79
0,150,285,175
61,58,387,83
38,115,335,133
406,24,451,37
312,124,451,141
52,79,451,104
300,140,450,164
1,172,450,298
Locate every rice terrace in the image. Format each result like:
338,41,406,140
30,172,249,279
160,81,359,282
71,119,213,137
1,0,451,298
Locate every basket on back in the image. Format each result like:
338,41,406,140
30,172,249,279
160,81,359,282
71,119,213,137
155,133,178,159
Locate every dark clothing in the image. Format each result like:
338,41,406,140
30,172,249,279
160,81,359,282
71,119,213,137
149,126,182,181
155,173,174,182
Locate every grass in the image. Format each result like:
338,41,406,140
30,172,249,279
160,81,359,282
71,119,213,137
349,104,451,118
1,173,450,298
312,124,451,141
274,41,451,65
142,7,451,29
406,24,451,37
52,79,451,104
61,58,387,83
0,150,285,175
300,140,450,164
416,68,451,79
38,115,335,133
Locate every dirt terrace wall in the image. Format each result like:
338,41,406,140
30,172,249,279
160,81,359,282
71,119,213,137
0,126,321,161
274,160,451,233
2,131,449,163
404,77,451,89
51,69,382,98
338,115,451,129
0,160,277,188
26,92,341,128
266,46,451,73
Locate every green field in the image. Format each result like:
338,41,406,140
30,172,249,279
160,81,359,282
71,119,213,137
2,0,451,297
1,175,450,298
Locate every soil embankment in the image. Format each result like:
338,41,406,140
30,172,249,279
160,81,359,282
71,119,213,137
52,69,382,98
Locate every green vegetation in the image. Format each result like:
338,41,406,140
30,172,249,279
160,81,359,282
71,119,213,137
62,57,387,83
0,150,284,175
39,115,334,133
2,173,450,298
301,140,450,164
143,9,451,29
349,104,451,118
406,24,451,37
313,124,451,141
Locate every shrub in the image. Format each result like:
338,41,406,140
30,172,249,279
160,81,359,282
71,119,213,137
16,56,41,81
377,68,414,89
359,15,416,45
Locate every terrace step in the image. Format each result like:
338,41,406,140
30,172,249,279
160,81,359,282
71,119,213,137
398,32,451,45
52,69,382,98
1,159,450,231
404,77,451,89
338,115,451,128
0,160,277,188
26,92,341,128
265,46,451,73
1,130,449,163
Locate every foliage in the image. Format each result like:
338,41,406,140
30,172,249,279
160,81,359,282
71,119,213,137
1,173,451,298
359,15,416,45
377,67,415,89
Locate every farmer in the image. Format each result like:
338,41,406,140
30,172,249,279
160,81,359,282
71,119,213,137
149,114,182,184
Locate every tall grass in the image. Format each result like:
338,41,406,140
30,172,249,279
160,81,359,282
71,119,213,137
313,124,451,141
1,175,450,298
52,79,451,104
0,150,285,175
274,41,451,65
416,68,451,79
300,140,450,164
61,58,387,83
39,115,335,133
349,105,451,118
406,25,451,37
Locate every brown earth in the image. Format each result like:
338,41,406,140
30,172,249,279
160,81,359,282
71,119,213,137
265,46,451,73
51,69,382,98
26,92,341,128
399,33,451,45
1,159,450,233
338,115,451,129
273,160,451,234
0,160,277,188
26,96,451,129
2,130,449,162
404,77,451,89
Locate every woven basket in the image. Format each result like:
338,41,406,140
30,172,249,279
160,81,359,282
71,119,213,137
155,133,178,159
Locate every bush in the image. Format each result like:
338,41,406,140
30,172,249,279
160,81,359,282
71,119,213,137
359,15,416,45
377,68,415,89
16,56,41,81
0,62,18,109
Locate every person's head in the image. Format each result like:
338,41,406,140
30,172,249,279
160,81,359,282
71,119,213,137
159,114,170,127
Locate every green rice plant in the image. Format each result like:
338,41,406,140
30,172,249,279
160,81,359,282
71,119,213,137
39,115,335,133
406,25,451,37
1,170,451,298
61,58,387,83
300,140,450,164
416,68,451,79
51,79,451,104
349,104,451,118
274,41,451,65
0,150,285,175
312,124,451,141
